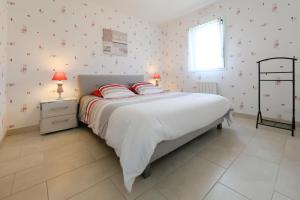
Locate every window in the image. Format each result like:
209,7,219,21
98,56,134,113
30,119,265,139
188,19,224,71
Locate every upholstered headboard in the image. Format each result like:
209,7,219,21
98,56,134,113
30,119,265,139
78,74,144,97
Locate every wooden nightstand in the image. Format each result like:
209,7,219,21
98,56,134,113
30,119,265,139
40,98,78,135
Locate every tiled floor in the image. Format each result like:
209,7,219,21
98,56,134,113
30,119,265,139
0,117,299,200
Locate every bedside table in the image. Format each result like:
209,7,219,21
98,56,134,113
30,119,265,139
40,98,78,135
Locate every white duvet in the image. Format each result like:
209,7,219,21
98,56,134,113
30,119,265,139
79,92,231,192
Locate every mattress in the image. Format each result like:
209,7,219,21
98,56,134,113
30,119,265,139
79,92,231,192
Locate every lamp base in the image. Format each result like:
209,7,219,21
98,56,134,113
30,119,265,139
56,96,64,100
57,82,64,100
155,80,159,87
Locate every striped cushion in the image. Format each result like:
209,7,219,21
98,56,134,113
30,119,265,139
99,84,136,99
131,82,163,95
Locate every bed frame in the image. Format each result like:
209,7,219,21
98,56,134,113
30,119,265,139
78,74,225,177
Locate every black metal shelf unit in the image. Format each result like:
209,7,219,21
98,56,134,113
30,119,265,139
256,57,297,136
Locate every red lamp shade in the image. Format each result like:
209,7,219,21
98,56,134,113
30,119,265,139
153,73,161,80
52,72,67,81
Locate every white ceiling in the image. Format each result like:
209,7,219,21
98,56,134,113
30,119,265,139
91,0,218,24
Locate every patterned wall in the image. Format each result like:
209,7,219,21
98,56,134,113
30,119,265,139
161,0,300,121
5,0,300,130
6,0,162,129
0,0,7,140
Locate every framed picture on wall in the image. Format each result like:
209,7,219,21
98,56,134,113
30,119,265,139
103,28,128,56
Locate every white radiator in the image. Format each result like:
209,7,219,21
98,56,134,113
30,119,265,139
198,82,218,94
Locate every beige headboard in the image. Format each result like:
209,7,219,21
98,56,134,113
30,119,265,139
78,74,144,97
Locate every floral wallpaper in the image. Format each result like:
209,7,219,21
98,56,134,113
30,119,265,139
4,0,300,130
161,0,300,121
0,0,7,140
6,0,162,129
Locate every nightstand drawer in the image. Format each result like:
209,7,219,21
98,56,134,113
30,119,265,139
41,100,77,118
40,114,77,134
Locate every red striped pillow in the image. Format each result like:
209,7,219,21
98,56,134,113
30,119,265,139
131,82,163,95
99,83,136,99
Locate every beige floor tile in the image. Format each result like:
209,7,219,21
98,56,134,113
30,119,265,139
77,128,97,141
258,128,289,139
284,138,300,162
1,135,43,159
135,189,167,200
111,141,196,200
0,118,296,200
0,174,14,199
3,131,40,146
19,137,44,157
13,145,95,193
47,156,120,200
257,125,291,135
272,192,291,200
232,117,256,127
0,146,20,162
292,129,300,140
41,129,82,151
243,131,287,164
41,135,69,150
111,172,158,200
116,143,198,199
83,138,114,160
2,183,48,200
156,156,225,200
230,123,257,136
3,129,81,159
43,141,89,161
1,134,43,161
220,153,279,200
197,144,241,168
45,147,95,172
150,147,195,179
276,159,300,200
230,117,257,132
175,129,220,156
210,127,254,155
12,165,46,194
0,153,43,178
229,123,256,139
69,179,125,200
204,183,248,200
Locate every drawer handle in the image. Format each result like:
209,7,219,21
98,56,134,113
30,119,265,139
50,106,69,111
52,119,70,125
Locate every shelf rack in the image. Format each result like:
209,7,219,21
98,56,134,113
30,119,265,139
256,57,297,136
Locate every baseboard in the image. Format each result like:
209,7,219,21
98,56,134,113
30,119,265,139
0,111,8,144
233,112,300,128
3,113,299,136
6,125,40,135
232,112,256,120
0,132,5,145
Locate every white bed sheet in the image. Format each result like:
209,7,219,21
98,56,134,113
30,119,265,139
79,92,231,192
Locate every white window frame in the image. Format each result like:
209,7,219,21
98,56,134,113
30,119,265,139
188,18,225,72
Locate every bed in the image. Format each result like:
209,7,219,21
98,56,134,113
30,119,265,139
78,75,232,192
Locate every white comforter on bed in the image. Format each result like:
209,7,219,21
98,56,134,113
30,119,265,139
79,92,231,192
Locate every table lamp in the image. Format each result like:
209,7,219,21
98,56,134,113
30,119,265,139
153,73,161,86
52,72,67,99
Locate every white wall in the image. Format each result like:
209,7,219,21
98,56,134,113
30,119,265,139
6,0,162,129
161,0,300,121
0,0,7,141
